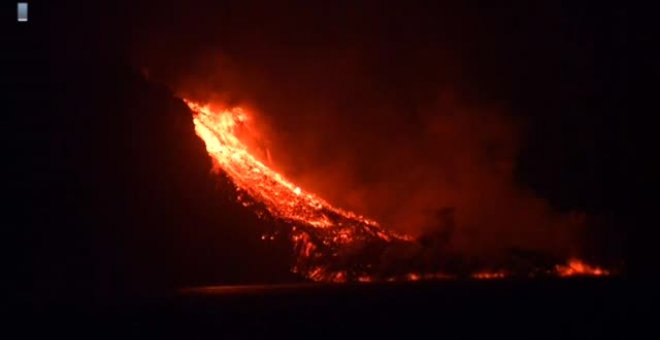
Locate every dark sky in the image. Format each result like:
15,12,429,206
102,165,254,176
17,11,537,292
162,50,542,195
6,1,628,306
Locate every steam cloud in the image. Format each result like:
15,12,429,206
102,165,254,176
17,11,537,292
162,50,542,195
132,2,588,262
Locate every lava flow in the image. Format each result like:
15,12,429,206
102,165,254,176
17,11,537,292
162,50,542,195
184,99,611,282
185,99,412,282
555,259,610,277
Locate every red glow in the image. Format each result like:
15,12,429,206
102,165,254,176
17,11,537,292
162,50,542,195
184,98,612,282
555,259,610,277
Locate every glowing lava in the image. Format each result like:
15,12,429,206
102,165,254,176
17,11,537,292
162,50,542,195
185,99,410,281
184,99,611,282
555,259,609,277
472,271,507,280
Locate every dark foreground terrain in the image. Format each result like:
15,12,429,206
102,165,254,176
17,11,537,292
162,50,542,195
6,3,630,338
10,278,628,338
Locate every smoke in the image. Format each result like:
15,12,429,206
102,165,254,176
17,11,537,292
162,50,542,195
131,1,586,261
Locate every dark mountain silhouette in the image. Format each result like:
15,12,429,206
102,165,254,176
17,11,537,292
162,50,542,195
9,56,300,307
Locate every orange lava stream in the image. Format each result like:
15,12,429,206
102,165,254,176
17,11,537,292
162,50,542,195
185,99,415,281
186,100,392,233
184,98,611,281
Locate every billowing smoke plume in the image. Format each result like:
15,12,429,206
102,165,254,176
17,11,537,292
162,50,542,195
131,1,593,263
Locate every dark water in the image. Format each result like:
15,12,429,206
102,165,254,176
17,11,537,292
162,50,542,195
12,278,629,338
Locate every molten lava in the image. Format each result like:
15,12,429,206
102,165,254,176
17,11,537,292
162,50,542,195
185,99,411,281
555,259,609,277
472,271,507,280
184,98,611,282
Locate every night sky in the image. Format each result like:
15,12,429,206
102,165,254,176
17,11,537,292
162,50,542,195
6,1,628,308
